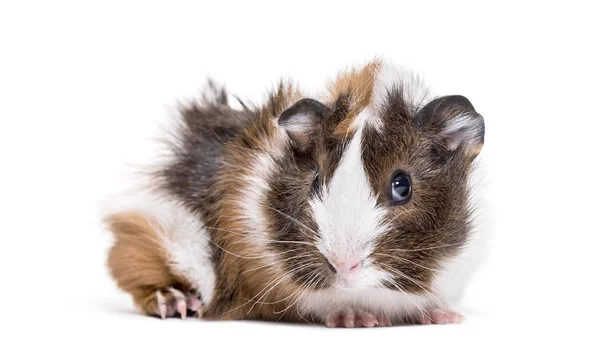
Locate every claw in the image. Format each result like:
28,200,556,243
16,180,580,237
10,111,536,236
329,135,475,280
169,288,188,319
159,304,167,319
177,298,187,319
152,288,203,320
156,291,167,320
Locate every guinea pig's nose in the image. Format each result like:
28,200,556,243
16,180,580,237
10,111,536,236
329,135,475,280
326,257,362,277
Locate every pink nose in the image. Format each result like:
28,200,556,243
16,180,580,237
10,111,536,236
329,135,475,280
326,257,362,276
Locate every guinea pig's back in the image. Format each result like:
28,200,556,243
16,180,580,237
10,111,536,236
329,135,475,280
102,85,254,315
158,85,257,213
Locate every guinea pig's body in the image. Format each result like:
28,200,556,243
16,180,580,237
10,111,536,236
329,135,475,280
105,60,486,327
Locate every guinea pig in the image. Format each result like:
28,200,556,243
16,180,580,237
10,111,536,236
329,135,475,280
104,59,486,327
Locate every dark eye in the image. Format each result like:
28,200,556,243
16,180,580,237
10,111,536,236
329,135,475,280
390,170,411,204
311,171,320,194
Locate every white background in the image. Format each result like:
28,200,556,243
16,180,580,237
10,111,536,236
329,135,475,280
1,1,599,354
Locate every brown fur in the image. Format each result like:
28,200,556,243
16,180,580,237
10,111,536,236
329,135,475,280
327,60,380,137
196,82,308,321
106,212,192,315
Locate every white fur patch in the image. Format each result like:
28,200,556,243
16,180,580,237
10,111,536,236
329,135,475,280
236,126,289,267
237,151,276,247
372,63,433,113
103,189,216,305
309,120,390,289
298,287,436,323
357,63,433,132
349,105,378,131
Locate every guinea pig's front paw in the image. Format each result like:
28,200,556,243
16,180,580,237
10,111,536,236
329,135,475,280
325,309,392,328
141,287,203,320
417,309,464,325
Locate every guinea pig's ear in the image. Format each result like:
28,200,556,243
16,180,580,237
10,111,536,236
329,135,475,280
415,95,485,159
278,98,329,148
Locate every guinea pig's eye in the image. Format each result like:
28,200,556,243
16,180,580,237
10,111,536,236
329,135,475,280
390,170,412,204
311,172,320,194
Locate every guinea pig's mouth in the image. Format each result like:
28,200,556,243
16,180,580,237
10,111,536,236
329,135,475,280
321,256,393,291
318,253,387,290
331,272,369,290
334,279,359,289
331,278,378,291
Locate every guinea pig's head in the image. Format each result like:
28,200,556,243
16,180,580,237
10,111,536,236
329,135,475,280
262,64,484,295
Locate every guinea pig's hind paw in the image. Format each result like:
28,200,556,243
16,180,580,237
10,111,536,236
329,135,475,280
418,309,464,325
153,288,203,320
325,309,391,328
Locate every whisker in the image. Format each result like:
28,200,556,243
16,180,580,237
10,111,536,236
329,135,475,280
242,253,314,274
203,226,315,247
383,278,427,320
260,203,320,240
386,208,435,226
207,238,292,260
256,270,319,307
374,252,438,273
376,278,406,319
380,263,429,293
226,260,316,315
377,261,443,305
388,242,465,252
274,272,323,316
248,261,318,313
